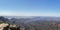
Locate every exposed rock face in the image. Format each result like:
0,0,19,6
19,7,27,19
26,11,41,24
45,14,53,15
0,23,25,30
9,24,20,30
3,25,10,30
0,23,8,30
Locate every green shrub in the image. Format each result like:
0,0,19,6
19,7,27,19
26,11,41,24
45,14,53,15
0,21,4,24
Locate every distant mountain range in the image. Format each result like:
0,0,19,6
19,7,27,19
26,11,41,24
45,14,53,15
4,16,60,20
1,16,60,30
0,16,60,24
0,16,59,24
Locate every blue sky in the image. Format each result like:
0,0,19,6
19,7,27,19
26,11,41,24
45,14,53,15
0,0,60,16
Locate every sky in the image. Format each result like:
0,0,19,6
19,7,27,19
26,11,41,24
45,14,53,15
0,0,60,16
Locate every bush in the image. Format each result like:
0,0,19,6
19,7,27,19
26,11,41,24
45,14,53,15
0,21,3,24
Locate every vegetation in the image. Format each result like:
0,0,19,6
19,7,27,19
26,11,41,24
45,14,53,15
0,21,4,24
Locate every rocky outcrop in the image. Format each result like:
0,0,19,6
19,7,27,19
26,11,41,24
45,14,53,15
0,23,25,30
0,23,8,30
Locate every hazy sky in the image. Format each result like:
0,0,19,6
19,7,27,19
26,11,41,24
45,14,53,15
0,0,60,16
